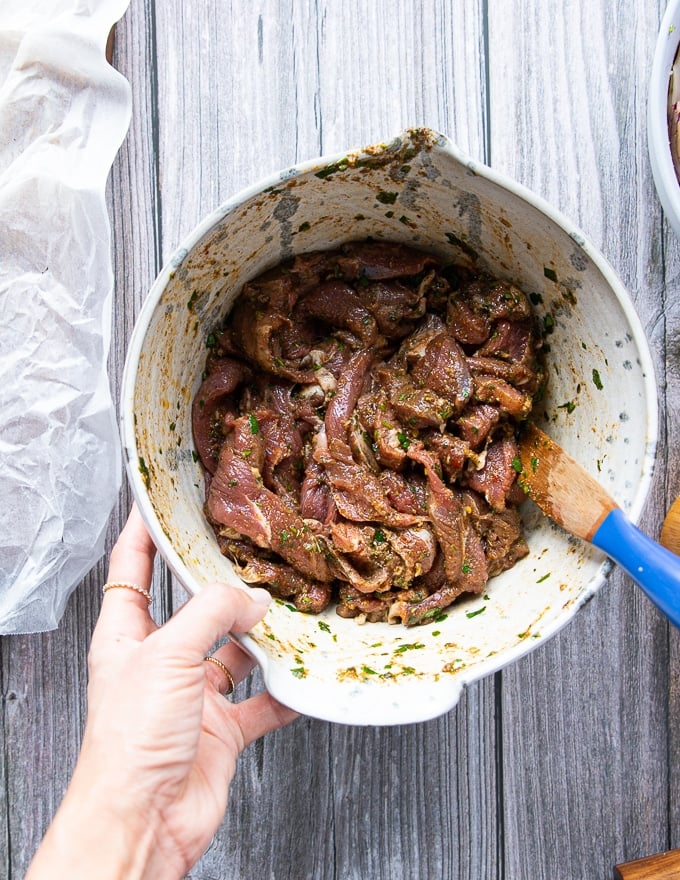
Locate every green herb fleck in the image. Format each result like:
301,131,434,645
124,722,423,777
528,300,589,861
169,421,176,432
377,190,398,204
291,667,307,678
461,561,472,574
187,290,199,310
373,528,387,544
362,665,377,676
543,314,555,334
138,456,150,485
592,368,604,390
536,572,551,583
206,333,217,349
445,231,479,261
298,221,311,232
466,606,486,619
529,291,543,305
394,642,425,653
397,431,411,451
544,266,558,282
248,413,259,434
511,456,522,473
315,159,350,179
318,621,331,633
558,400,576,413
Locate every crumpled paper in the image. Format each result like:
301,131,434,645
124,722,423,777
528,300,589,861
0,0,131,633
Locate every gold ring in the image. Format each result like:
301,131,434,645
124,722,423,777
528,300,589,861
204,656,235,695
102,581,152,606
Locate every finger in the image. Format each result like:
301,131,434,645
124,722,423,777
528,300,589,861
155,582,271,664
204,641,256,694
232,691,299,747
94,505,158,643
107,503,156,587
203,656,236,696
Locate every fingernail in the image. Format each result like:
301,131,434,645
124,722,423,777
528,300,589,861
249,588,272,608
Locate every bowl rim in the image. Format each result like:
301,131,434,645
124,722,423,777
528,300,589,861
121,129,659,725
649,0,680,237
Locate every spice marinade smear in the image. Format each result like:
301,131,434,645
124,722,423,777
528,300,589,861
192,241,545,626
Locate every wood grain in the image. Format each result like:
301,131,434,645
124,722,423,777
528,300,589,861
660,497,680,555
615,848,680,880
2,0,679,878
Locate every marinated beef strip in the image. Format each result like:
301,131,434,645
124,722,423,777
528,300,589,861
194,240,544,626
208,445,333,583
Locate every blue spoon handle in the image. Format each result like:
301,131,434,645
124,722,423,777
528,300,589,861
592,507,680,627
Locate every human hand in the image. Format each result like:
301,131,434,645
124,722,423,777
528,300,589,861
26,505,297,880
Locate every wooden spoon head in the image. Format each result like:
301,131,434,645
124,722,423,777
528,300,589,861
660,497,680,557
517,423,617,541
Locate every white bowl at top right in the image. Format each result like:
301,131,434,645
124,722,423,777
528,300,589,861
649,0,680,237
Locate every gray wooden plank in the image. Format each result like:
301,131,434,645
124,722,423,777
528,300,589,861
0,0,170,875
147,2,498,879
1,587,95,877
0,659,8,880
488,0,673,875
662,174,680,852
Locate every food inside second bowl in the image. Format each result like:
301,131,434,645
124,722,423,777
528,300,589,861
670,44,680,183
192,241,545,626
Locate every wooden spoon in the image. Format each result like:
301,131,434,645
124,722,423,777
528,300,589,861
517,424,680,627
614,848,680,878
661,496,680,557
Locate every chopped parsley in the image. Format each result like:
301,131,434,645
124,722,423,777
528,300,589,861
466,606,486,619
394,642,425,653
397,431,411,451
376,190,398,204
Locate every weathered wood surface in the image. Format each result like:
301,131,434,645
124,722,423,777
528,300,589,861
1,0,679,877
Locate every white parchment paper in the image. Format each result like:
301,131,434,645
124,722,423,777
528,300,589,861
0,0,131,633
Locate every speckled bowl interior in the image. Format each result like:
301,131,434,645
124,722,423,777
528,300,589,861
121,129,657,726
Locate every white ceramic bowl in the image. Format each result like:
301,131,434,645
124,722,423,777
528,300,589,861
121,129,657,726
649,0,680,237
